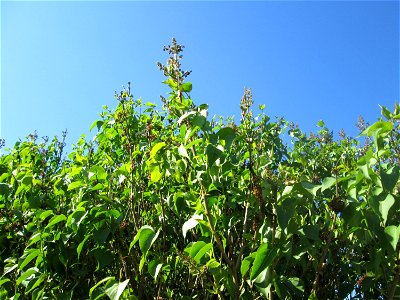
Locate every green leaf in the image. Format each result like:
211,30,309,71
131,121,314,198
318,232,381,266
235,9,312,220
217,127,236,151
384,225,399,251
93,228,111,245
241,254,255,277
287,277,305,294
148,260,163,280
321,177,336,192
88,166,107,181
2,262,18,276
182,213,203,238
277,198,296,230
16,267,38,286
206,144,223,168
180,82,192,92
178,144,189,159
173,191,186,213
19,249,40,270
191,115,206,128
163,78,177,89
67,207,87,232
308,291,318,300
379,194,395,225
105,279,130,300
149,164,163,182
250,244,278,281
91,247,115,271
301,182,320,197
380,166,399,193
177,111,196,126
26,273,46,294
67,181,84,191
188,242,212,264
186,241,205,257
150,142,166,159
302,225,320,241
140,229,160,255
89,276,114,297
0,183,11,195
363,120,393,136
21,174,33,187
77,235,91,260
357,157,371,180
380,105,392,119
129,226,160,255
90,120,104,131
45,214,67,229
0,278,10,286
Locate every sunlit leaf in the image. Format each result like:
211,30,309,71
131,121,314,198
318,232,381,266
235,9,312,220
180,82,192,92
321,177,336,192
250,243,278,281
384,225,399,251
19,249,40,270
150,142,166,159
45,214,67,229
105,279,130,300
379,194,395,225
16,267,38,286
182,213,203,238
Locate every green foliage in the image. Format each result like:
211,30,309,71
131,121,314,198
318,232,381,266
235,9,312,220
1,38,400,299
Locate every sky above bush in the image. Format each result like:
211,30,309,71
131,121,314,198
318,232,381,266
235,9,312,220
1,1,399,150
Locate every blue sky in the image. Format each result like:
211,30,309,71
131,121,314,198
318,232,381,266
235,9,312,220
1,1,399,151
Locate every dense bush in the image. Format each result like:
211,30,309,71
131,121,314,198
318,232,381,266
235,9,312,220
0,39,399,299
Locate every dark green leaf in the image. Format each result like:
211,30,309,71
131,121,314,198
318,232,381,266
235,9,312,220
217,127,236,151
206,144,223,168
380,166,399,193
277,198,297,230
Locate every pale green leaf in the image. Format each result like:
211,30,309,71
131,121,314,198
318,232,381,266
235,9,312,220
301,182,320,197
67,181,83,191
178,144,189,159
321,177,336,192
150,142,166,159
379,194,395,225
182,214,203,238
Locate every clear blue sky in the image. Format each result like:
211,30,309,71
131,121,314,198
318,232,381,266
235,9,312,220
2,1,399,151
